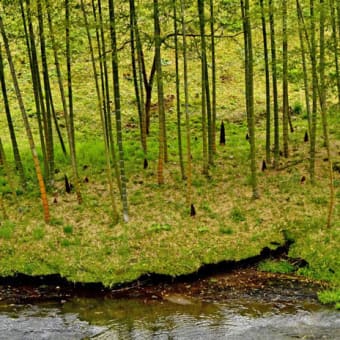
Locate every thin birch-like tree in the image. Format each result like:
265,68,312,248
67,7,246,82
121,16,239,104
269,0,280,168
173,0,185,179
259,0,271,164
0,13,50,223
241,0,259,199
80,0,119,223
108,0,129,221
0,45,25,188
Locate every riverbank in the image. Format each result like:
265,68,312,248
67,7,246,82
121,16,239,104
0,245,326,305
1,125,340,307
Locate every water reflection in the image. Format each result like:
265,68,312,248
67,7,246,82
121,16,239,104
0,294,338,339
63,297,339,340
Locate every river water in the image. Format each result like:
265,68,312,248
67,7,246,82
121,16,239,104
0,291,338,339
0,269,339,339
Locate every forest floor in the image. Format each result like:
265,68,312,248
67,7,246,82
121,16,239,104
0,109,339,307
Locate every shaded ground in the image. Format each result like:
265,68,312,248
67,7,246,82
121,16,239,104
0,248,327,308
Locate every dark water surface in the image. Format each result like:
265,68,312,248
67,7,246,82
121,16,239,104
0,269,339,339
0,297,338,339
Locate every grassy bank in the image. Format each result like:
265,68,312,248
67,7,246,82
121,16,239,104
0,109,339,307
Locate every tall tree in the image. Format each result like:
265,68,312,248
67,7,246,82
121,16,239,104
153,0,166,184
241,0,259,199
259,0,271,164
282,0,289,158
108,0,129,222
0,13,50,223
173,0,185,179
296,0,312,136
209,0,217,154
0,45,25,188
129,0,147,165
65,0,82,203
81,0,119,223
269,0,280,168
93,0,122,195
319,0,334,228
330,0,340,105
198,0,214,167
37,0,54,184
309,0,318,183
21,0,49,182
46,0,82,202
180,0,194,214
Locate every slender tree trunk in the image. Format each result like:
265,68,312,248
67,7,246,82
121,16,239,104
37,0,54,185
81,0,119,223
46,0,82,202
296,0,312,136
0,14,50,223
108,0,129,222
241,0,259,199
154,0,166,184
198,0,213,167
180,0,194,213
319,0,334,228
22,0,49,181
65,0,82,203
210,0,217,154
269,0,280,168
94,0,122,195
173,0,185,179
330,0,340,105
260,0,271,164
309,0,318,183
0,45,26,188
129,0,147,163
282,0,289,158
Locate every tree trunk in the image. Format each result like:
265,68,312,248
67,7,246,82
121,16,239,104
282,0,289,158
198,0,213,167
173,0,185,179
0,45,26,188
269,0,280,168
0,14,50,223
241,0,259,199
259,0,271,164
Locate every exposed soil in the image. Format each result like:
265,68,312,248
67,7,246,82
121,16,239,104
0,242,327,306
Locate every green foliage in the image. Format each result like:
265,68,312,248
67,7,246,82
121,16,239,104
32,227,45,240
0,221,15,240
148,223,172,233
292,102,303,115
197,226,209,233
258,259,296,274
219,226,233,235
230,207,246,222
63,225,74,234
318,289,340,308
49,217,64,226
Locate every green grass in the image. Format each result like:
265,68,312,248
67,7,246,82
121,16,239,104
0,221,15,240
258,260,296,274
318,289,340,309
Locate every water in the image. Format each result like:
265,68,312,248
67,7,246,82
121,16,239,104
0,295,338,339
